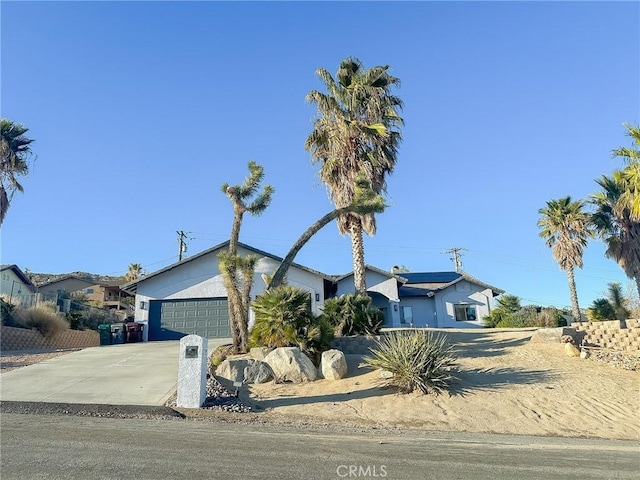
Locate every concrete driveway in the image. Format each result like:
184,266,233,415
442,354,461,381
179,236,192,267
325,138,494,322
0,339,231,406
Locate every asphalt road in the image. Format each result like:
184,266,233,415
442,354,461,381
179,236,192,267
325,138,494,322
1,413,638,480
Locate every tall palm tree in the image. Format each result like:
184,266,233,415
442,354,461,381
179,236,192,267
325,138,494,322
125,263,143,282
1,119,35,226
591,174,640,297
538,196,593,323
305,57,403,294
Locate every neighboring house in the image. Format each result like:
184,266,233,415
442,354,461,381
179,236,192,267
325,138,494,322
333,266,504,328
121,241,332,342
37,275,133,311
0,264,36,306
37,275,96,298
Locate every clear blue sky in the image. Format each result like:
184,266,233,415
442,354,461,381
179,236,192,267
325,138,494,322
2,1,638,310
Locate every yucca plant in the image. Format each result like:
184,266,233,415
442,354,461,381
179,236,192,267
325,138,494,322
363,330,456,395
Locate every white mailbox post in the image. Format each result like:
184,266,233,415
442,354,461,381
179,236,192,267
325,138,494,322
177,335,207,408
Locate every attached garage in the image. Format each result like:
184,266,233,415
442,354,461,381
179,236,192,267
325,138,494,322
148,298,231,341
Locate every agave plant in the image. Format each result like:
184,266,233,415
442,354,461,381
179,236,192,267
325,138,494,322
363,330,457,395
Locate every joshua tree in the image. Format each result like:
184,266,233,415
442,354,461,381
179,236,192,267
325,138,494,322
1,119,35,226
305,56,403,294
538,196,593,323
219,161,274,353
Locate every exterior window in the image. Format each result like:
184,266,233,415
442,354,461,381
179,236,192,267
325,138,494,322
139,301,148,310
85,288,94,294
401,306,413,324
454,304,477,321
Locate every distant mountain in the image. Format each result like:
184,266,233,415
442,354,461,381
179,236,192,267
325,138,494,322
29,271,125,286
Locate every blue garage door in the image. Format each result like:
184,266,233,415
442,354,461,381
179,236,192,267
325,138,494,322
148,298,231,341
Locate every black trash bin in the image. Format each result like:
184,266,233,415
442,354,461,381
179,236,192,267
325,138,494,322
98,324,112,346
110,323,125,344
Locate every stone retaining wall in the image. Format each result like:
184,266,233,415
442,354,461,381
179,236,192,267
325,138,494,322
574,319,640,352
330,335,382,355
0,326,99,352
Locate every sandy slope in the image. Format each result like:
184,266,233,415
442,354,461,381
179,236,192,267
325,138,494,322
248,330,640,440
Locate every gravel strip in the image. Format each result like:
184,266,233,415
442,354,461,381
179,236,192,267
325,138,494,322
165,374,252,413
583,348,640,371
0,401,185,420
0,349,81,373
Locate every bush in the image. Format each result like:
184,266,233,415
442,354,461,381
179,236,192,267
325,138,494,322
483,309,511,328
320,294,383,336
1,298,17,326
363,330,457,395
535,307,567,327
65,311,84,330
11,306,69,339
250,286,333,365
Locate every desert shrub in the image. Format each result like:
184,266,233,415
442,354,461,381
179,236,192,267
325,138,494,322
535,307,567,327
65,311,84,330
209,344,234,372
320,294,383,336
1,297,17,326
363,330,456,395
250,285,333,365
11,306,69,339
483,309,511,328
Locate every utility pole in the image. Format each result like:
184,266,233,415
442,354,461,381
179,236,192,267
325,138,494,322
443,247,467,271
177,231,191,261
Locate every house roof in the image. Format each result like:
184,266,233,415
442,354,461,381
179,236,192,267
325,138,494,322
121,240,333,295
398,270,504,297
36,275,98,289
0,264,36,289
332,264,408,283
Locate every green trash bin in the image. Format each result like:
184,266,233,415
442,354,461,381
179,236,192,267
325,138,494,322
98,324,112,346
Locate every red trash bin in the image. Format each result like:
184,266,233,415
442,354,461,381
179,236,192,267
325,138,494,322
125,322,142,343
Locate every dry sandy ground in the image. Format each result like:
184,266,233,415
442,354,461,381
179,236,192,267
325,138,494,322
247,329,640,440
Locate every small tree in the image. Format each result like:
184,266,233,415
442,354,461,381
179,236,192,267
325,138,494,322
219,161,274,353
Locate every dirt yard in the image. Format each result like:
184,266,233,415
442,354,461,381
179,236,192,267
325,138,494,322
246,329,640,440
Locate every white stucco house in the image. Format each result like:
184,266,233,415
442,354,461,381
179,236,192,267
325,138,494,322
122,241,331,341
0,264,36,306
333,266,504,328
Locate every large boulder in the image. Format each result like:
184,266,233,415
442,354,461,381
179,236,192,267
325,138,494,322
263,347,318,383
249,347,274,361
321,349,348,380
216,358,274,384
530,327,577,343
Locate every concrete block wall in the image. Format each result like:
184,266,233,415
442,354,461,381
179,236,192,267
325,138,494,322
575,319,640,352
330,335,383,355
0,326,99,352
